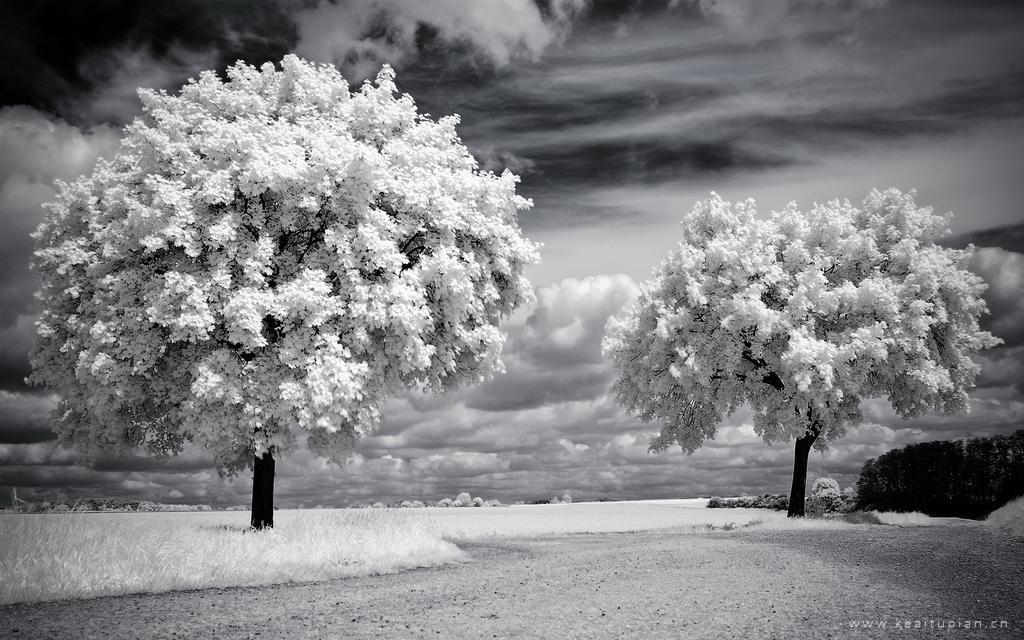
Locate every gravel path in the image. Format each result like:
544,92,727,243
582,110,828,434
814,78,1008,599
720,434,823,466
2,525,1021,639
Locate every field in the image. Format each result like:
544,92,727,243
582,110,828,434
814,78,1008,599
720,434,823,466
0,499,989,606
0,508,463,605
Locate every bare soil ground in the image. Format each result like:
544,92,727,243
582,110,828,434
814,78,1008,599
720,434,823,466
2,524,1020,639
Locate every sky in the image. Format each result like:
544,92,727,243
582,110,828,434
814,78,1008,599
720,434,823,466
1,0,1023,507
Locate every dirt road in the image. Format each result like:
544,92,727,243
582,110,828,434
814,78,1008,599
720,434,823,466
2,525,1021,639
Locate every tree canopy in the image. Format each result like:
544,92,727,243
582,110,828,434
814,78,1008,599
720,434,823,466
603,189,1000,454
31,55,539,474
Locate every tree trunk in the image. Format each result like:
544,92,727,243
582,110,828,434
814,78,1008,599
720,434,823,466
787,433,817,517
251,448,275,529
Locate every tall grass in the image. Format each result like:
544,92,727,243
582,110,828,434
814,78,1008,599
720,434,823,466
987,495,1024,537
0,509,465,605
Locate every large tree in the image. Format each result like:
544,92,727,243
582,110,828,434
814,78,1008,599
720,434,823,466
30,56,539,528
603,190,1000,516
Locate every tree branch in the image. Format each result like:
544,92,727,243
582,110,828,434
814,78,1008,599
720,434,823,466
741,349,785,391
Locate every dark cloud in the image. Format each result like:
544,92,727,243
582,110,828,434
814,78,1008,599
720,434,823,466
92,452,216,474
464,366,610,412
975,347,1024,396
968,248,1024,347
0,391,56,444
0,0,298,125
947,222,1024,255
0,107,121,391
412,0,1024,229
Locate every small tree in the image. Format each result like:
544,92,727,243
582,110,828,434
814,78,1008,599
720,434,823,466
806,477,844,515
30,56,539,529
603,190,999,516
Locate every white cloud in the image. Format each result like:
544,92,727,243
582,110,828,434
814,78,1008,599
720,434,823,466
0,106,120,183
295,0,589,80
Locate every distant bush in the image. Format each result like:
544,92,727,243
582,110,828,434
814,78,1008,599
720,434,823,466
431,493,500,508
707,494,788,510
9,497,210,514
856,430,1024,518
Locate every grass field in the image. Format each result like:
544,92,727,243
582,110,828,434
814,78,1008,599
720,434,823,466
0,499,990,605
0,509,463,605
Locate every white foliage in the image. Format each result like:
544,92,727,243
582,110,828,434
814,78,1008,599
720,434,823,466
31,56,539,474
807,476,845,514
603,190,1000,454
811,478,840,497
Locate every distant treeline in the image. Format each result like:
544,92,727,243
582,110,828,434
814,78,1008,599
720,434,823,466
856,430,1024,519
8,497,211,513
707,494,789,510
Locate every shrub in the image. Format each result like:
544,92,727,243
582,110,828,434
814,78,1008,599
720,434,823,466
471,497,484,507
707,494,788,510
561,493,573,504
436,498,453,508
811,478,840,496
806,477,846,515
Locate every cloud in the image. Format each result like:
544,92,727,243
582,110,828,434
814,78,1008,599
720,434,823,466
520,275,639,367
463,275,639,411
970,248,1024,347
295,0,589,80
0,0,297,126
948,222,1024,256
0,391,58,444
437,1,1024,248
976,347,1024,395
0,107,121,389
689,0,888,40
0,315,36,390
471,147,538,175
69,45,218,125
